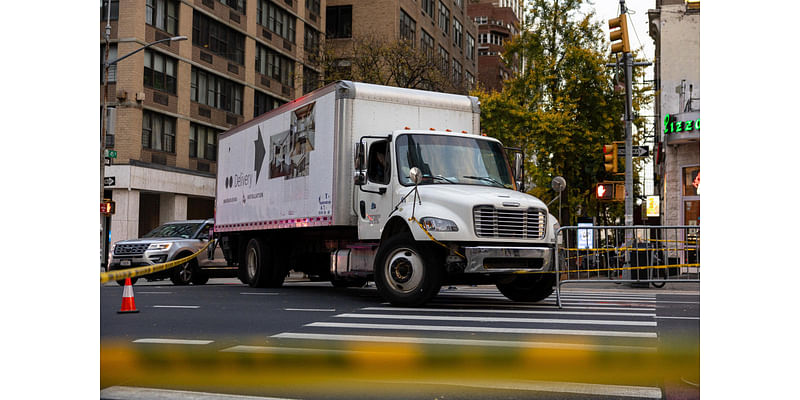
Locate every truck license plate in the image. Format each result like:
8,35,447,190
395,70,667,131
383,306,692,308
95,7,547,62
121,260,131,266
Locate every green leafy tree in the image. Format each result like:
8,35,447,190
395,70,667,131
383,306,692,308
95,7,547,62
474,0,651,225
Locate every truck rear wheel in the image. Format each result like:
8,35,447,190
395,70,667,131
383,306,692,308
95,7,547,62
374,235,442,307
245,238,285,288
496,274,556,302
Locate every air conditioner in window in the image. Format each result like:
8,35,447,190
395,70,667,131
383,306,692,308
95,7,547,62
136,92,146,101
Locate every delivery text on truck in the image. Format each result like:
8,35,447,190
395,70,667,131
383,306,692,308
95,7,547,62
213,81,559,306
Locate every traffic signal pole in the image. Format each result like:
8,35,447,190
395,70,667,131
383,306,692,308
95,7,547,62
624,47,633,228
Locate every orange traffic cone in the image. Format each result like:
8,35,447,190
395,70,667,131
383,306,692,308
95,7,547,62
117,277,139,314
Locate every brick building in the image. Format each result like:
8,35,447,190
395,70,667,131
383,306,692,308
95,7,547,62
100,0,325,264
467,0,522,92
324,0,478,90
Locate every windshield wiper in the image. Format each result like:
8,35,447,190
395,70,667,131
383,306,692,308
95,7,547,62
462,175,505,187
424,174,456,183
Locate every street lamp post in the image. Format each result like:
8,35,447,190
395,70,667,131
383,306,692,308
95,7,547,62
100,1,186,269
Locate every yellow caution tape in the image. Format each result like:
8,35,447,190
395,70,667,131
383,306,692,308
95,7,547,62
100,240,214,284
409,217,466,259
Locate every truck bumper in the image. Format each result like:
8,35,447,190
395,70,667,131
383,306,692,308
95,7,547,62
463,246,553,274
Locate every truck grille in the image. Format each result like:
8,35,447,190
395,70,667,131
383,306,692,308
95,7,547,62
114,243,149,256
473,206,546,239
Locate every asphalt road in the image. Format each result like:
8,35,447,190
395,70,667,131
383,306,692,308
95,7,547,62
101,276,700,400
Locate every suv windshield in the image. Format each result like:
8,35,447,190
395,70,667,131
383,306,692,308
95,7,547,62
142,222,203,239
395,134,515,189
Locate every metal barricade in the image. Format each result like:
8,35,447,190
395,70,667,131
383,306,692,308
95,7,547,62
554,225,699,308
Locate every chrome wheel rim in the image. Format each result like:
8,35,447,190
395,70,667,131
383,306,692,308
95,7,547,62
247,247,258,280
384,247,423,293
178,263,192,283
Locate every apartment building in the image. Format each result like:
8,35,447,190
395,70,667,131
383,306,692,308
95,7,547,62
324,0,478,91
100,0,325,262
467,0,522,92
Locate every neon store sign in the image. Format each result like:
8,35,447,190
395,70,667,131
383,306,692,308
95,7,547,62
664,114,700,134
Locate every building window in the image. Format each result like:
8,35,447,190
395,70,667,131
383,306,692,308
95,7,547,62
254,90,285,117
101,0,119,21
101,44,117,83
454,0,464,9
420,29,434,59
466,71,474,89
192,11,245,64
452,59,462,84
438,2,450,36
255,43,295,88
191,68,244,115
142,110,176,153
400,9,416,44
326,5,352,38
146,0,179,35
302,67,320,95
219,0,246,14
466,33,475,61
189,124,219,161
257,1,297,43
144,50,177,94
105,107,116,147
306,0,320,15
304,27,320,53
422,0,434,19
474,16,487,25
452,18,462,49
438,45,449,76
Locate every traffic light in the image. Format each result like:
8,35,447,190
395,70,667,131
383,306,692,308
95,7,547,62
603,143,618,173
595,183,614,201
101,199,116,215
608,14,630,54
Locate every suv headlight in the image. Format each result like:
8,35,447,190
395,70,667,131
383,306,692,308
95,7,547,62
148,243,173,251
420,217,459,232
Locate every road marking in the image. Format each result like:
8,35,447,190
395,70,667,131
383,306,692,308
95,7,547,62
222,345,375,355
100,386,296,400
429,302,656,312
654,316,700,320
240,292,279,295
271,332,656,353
363,306,655,318
153,305,200,309
133,338,213,345
306,322,658,338
335,313,657,327
378,379,663,399
284,308,336,312
137,291,173,294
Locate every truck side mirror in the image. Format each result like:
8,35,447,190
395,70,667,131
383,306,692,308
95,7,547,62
513,152,524,191
409,167,422,185
354,142,365,170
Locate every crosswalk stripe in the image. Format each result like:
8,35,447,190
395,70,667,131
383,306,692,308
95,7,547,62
334,313,657,327
133,338,214,345
271,332,656,353
428,302,655,311
383,379,663,399
362,307,655,318
306,322,658,338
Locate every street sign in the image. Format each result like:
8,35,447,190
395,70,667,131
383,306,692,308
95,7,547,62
104,176,116,186
617,146,649,157
105,149,118,158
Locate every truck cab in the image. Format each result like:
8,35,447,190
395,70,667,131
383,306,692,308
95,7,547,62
348,129,558,305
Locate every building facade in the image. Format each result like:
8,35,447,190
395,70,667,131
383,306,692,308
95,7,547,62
324,0,478,91
467,0,522,92
100,0,325,264
648,0,700,227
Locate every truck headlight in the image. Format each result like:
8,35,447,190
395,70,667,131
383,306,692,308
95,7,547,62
420,217,459,232
148,243,173,251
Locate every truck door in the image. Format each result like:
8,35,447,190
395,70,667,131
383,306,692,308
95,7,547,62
356,139,394,240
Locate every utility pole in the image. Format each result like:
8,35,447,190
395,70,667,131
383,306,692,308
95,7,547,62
101,0,111,270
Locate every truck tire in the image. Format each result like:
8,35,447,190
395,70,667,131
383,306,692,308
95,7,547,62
496,274,556,302
171,257,196,285
244,238,285,288
374,235,443,306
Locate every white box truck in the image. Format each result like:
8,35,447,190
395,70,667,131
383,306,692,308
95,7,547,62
214,81,559,306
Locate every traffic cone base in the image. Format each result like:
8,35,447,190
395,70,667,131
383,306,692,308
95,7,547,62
118,278,139,314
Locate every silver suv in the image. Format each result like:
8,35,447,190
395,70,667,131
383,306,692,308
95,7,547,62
107,219,232,285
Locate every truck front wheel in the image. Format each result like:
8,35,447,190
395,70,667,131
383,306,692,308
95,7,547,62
496,274,556,302
374,235,442,307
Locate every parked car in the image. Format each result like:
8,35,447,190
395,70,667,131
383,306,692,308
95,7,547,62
107,219,234,285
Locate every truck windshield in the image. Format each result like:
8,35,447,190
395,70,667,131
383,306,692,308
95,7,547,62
395,134,515,189
142,223,203,239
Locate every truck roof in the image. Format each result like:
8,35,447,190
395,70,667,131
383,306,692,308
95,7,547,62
220,81,480,141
